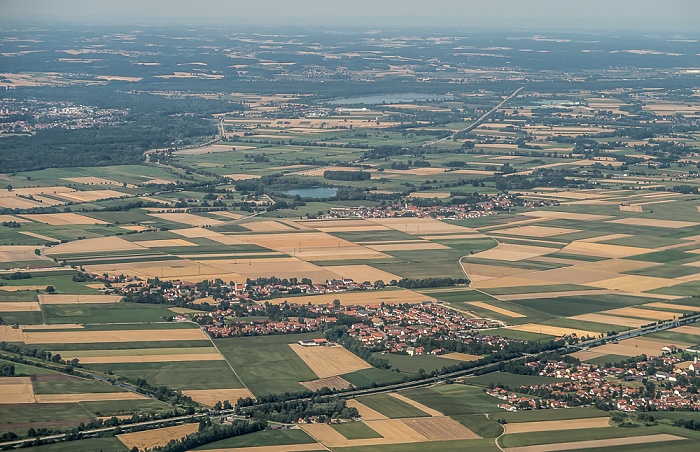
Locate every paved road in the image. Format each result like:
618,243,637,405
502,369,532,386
423,86,524,147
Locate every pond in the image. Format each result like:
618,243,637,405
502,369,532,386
282,187,338,199
326,93,454,105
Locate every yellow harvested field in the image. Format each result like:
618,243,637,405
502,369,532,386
509,323,599,338
241,220,298,232
390,393,443,416
470,243,555,262
497,290,614,301
569,313,649,328
585,275,675,292
369,217,473,235
300,376,353,391
366,241,449,251
503,433,685,452
439,352,483,362
561,241,652,258
35,392,146,403
504,417,610,434
0,377,35,404
72,353,224,364
207,257,336,281
85,259,242,281
403,417,479,440
118,423,199,450
1,186,75,198
47,236,144,254
60,347,216,358
408,192,451,199
302,418,433,447
133,239,197,248
53,189,127,203
19,213,108,225
0,326,27,342
571,350,607,362
462,263,530,279
268,289,435,306
297,218,390,233
669,325,700,336
0,214,29,223
202,445,324,452
646,302,700,312
594,338,689,357
22,328,208,344
38,294,122,304
237,232,387,261
0,301,41,312
608,218,698,229
148,213,224,227
521,210,612,221
62,176,128,186
602,307,680,321
0,197,44,209
347,399,388,420
171,227,231,238
0,285,46,292
208,211,243,220
223,173,261,181
321,265,400,284
469,301,526,318
182,389,255,406
492,225,581,237
620,204,643,212
290,343,372,378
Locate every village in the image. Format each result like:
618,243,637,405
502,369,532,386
326,193,553,220
487,352,700,413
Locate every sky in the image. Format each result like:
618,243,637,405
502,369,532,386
1,0,698,31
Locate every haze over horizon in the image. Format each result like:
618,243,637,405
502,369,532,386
1,0,698,32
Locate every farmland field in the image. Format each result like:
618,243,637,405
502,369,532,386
2,20,700,452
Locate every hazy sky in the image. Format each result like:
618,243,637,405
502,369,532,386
1,0,698,31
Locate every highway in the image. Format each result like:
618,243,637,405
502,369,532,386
423,86,524,147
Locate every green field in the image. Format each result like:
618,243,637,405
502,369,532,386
79,399,173,416
17,438,127,452
371,352,457,374
0,403,95,436
214,333,318,395
453,414,503,438
341,368,406,388
401,384,502,416
356,394,429,418
41,303,176,324
88,361,243,390
32,379,127,394
499,426,672,448
332,421,383,439
195,428,317,449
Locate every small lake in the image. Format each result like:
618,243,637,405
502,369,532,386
283,187,338,199
326,93,454,105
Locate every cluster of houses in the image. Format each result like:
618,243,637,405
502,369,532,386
488,354,700,413
343,302,512,355
326,193,535,220
0,98,128,134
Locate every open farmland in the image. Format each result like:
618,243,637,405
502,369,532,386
1,23,700,452
289,343,372,378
